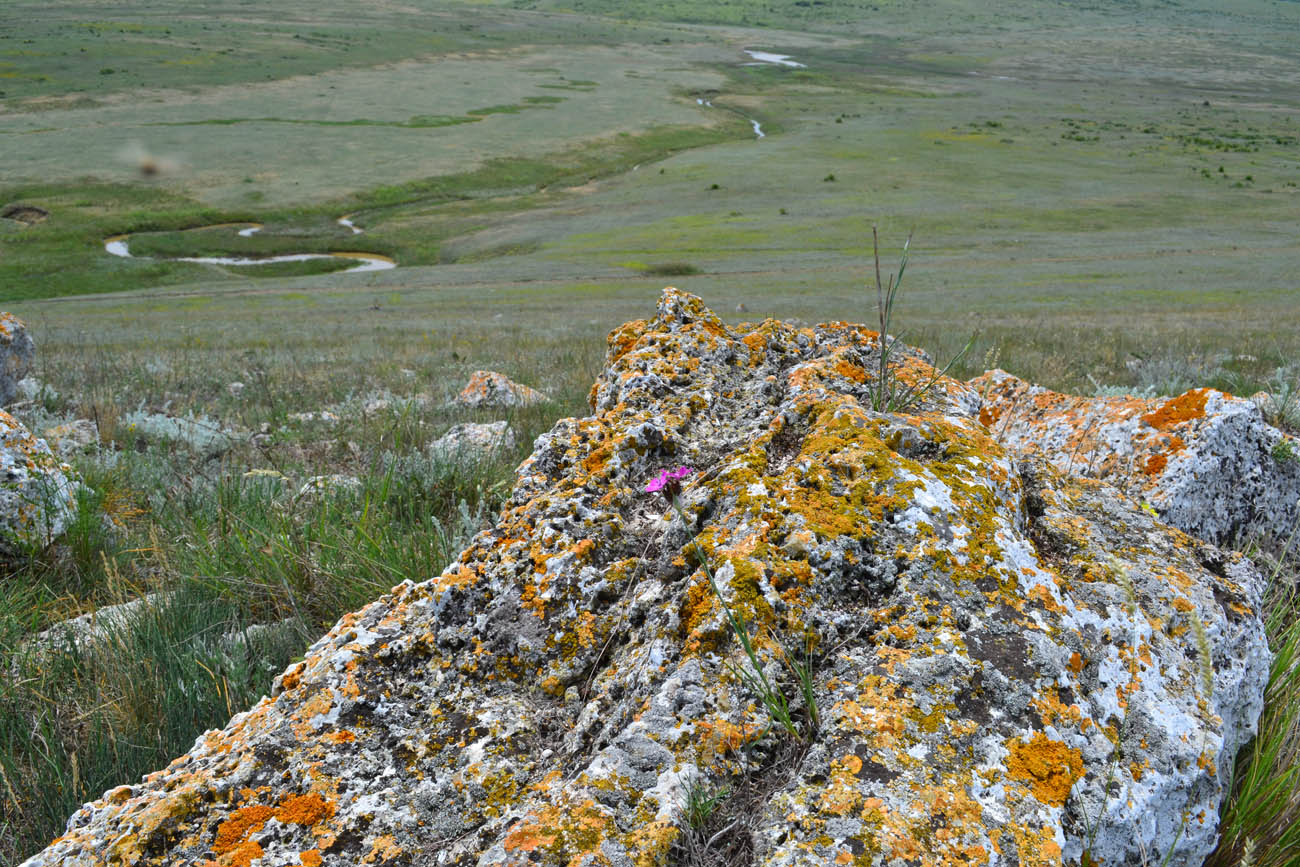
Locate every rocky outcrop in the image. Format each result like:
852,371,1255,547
428,421,515,462
973,369,1300,545
24,291,1268,867
1,313,36,406
454,370,548,408
1,409,80,556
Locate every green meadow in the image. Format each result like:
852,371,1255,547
2,0,1299,863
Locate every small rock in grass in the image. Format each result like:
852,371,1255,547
25,593,170,658
43,419,99,456
228,381,245,398
427,421,515,463
15,376,56,404
453,370,548,408
123,411,245,458
0,410,80,556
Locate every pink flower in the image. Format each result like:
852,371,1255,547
646,466,693,495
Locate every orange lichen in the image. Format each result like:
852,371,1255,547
363,833,403,863
820,754,865,816
1144,453,1168,476
214,805,276,854
216,839,264,867
438,565,478,593
1005,732,1084,807
276,793,334,826
1141,389,1209,430
834,358,869,383
280,662,305,692
502,799,616,860
300,850,323,867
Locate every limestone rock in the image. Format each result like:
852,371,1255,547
973,369,1300,545
453,370,548,408
24,291,1268,867
26,593,169,658
44,419,99,456
1,409,80,556
16,376,57,404
1,312,36,405
427,421,515,462
123,411,244,458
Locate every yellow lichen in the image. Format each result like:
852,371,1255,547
1005,732,1083,807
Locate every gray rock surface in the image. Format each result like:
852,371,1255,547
1,409,80,556
1,312,36,406
43,419,99,456
22,291,1269,867
427,420,515,462
973,369,1300,545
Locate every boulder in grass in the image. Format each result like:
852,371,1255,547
123,411,244,459
973,369,1300,546
427,420,515,463
43,419,99,456
23,291,1268,867
1,312,35,406
1,409,80,556
26,594,169,658
453,369,547,408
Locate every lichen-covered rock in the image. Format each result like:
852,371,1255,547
428,421,515,462
44,419,99,456
973,369,1300,545
1,312,36,405
1,409,80,556
454,370,548,408
24,291,1268,867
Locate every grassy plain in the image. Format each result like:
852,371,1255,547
2,0,1300,863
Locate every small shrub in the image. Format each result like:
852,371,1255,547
640,262,701,277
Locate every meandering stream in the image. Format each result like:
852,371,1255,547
694,51,807,139
105,216,395,273
697,97,764,139
106,52,806,270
